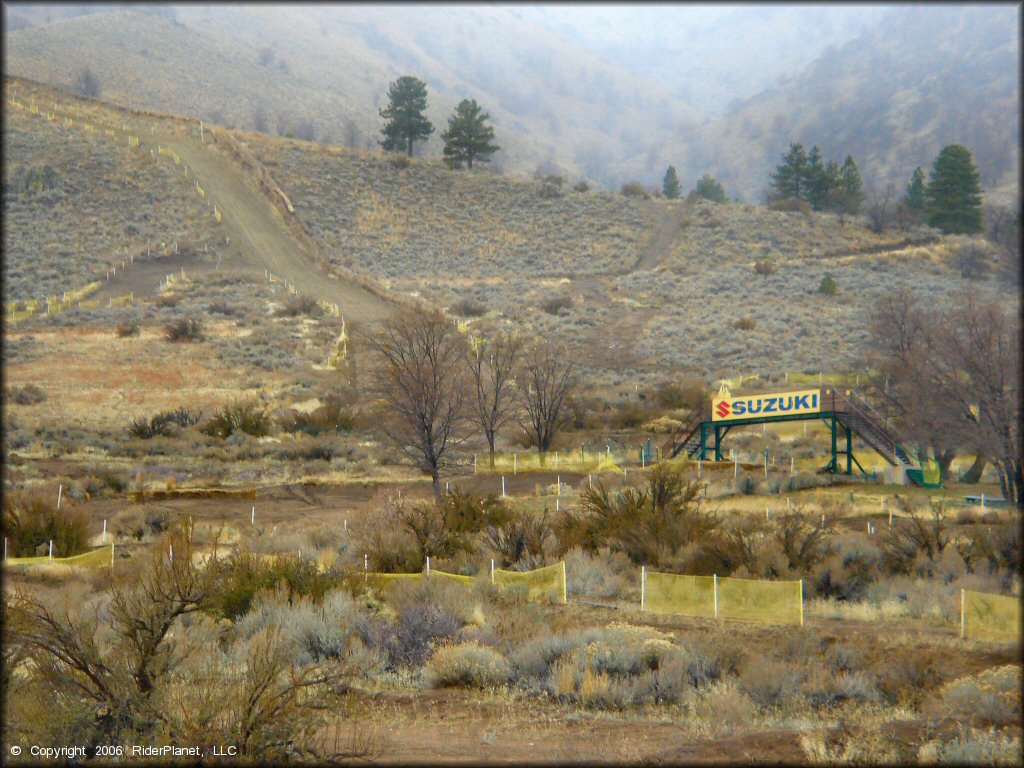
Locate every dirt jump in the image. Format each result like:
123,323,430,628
148,127,397,325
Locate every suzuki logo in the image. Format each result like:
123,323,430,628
715,401,731,418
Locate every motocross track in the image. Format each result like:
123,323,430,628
145,127,396,325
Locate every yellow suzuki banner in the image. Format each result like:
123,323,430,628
712,389,821,422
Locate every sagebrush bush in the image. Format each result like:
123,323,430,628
202,401,272,438
275,294,321,317
931,666,1021,724
116,318,140,337
2,490,90,557
917,728,1022,765
428,642,511,688
739,657,804,709
206,552,342,620
164,316,204,342
450,297,488,317
9,384,47,405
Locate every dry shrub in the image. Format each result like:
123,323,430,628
164,315,204,342
427,642,511,688
739,657,804,710
9,384,47,405
557,462,711,566
929,666,1021,725
115,318,140,337
541,294,574,316
877,650,942,707
880,501,950,576
700,681,758,731
450,297,488,317
202,401,272,438
485,508,553,569
917,727,1022,765
2,489,90,557
275,294,322,317
206,551,342,620
753,259,776,276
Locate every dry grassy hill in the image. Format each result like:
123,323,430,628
4,76,1018,386
237,129,1018,379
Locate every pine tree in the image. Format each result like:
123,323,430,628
925,145,983,234
905,167,927,212
820,159,841,211
805,146,825,210
770,143,810,202
694,174,728,203
834,155,864,219
379,76,434,157
662,166,681,199
441,98,500,169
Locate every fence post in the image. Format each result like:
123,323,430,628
102,519,107,544
501,476,506,497
251,506,255,525
641,566,646,611
557,476,561,496
49,540,53,560
57,484,63,509
364,554,368,571
734,456,738,479
960,589,965,638
799,580,804,627
426,556,431,577
713,574,719,618
110,542,115,570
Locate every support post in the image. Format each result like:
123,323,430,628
641,566,646,611
426,556,431,577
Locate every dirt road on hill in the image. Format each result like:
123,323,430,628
147,131,396,324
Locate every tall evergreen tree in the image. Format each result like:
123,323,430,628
926,145,983,234
905,166,927,212
662,165,681,199
379,76,433,157
770,143,810,202
694,174,728,203
441,98,499,169
806,145,825,210
821,159,841,211
835,155,865,218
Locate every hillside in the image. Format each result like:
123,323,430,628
5,5,1015,197
4,76,1018,383
2,5,699,186
239,129,1016,378
677,4,1020,199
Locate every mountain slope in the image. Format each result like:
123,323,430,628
3,5,700,186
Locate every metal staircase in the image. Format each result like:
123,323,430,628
825,388,915,467
663,407,708,459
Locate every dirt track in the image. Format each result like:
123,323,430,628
145,129,395,324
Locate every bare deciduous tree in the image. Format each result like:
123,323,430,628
868,290,1021,503
466,331,522,467
518,342,577,462
363,307,469,497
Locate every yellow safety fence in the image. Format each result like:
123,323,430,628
108,293,135,307
493,561,567,604
642,570,803,626
486,450,622,474
643,572,717,618
4,544,114,569
962,589,1021,642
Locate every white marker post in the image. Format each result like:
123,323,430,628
713,574,719,618
698,460,702,479
557,476,561,496
790,456,795,475
734,456,738,479
49,540,53,560
251,506,255,525
426,556,431,577
640,566,646,611
490,558,495,584
364,554,368,571
57,484,63,509
102,519,107,544
343,519,347,532
501,476,506,497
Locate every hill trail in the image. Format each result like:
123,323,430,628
150,128,395,324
